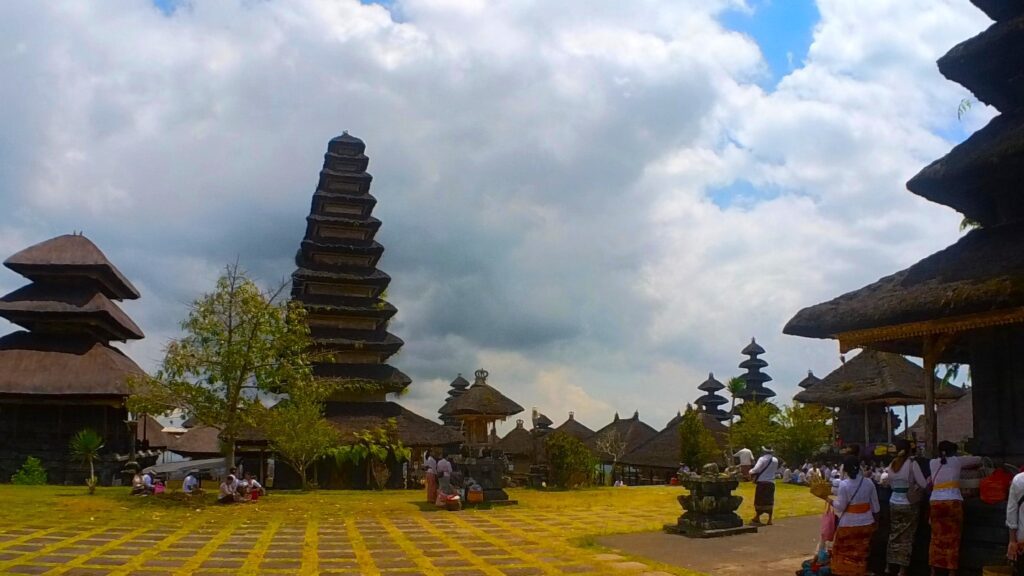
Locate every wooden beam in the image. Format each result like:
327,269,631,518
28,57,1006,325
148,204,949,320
922,333,955,457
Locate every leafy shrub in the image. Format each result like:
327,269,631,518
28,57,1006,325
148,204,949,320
545,431,597,489
678,406,721,469
12,456,47,485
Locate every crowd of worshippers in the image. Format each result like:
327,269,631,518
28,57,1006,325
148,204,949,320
128,465,263,503
782,439,1024,576
422,449,485,511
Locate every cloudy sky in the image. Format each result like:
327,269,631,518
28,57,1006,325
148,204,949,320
0,0,993,434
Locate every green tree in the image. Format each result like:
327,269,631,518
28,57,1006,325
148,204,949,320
253,377,340,490
775,404,832,466
330,420,412,490
678,406,721,470
11,456,47,485
129,264,317,469
545,431,597,489
726,377,746,427
730,401,779,455
68,429,104,494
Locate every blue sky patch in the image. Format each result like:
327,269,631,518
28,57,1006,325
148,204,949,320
721,0,820,84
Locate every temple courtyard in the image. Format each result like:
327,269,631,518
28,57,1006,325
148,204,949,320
0,484,820,576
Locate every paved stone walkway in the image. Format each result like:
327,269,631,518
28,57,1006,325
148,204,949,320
0,508,688,576
596,515,821,576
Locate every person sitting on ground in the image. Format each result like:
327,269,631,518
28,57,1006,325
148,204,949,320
782,468,793,483
218,474,239,504
183,470,201,496
243,472,265,501
137,471,155,496
129,467,145,495
613,478,625,487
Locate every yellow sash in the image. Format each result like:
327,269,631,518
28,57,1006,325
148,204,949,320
933,481,959,491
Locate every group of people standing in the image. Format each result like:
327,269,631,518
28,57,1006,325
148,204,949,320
828,439,981,576
423,450,456,507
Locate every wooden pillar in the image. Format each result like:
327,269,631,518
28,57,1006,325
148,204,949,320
886,407,893,444
922,334,952,457
863,404,870,447
903,405,910,440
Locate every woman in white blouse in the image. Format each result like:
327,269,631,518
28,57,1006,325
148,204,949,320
883,439,929,576
928,441,982,575
831,457,880,576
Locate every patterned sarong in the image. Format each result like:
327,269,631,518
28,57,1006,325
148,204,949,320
886,503,919,567
754,481,775,513
426,472,437,503
929,500,964,570
832,523,876,576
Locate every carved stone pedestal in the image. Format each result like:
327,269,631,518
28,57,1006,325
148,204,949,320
665,477,756,538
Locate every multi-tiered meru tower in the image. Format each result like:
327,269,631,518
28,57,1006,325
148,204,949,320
291,133,409,399
289,135,462,480
735,338,775,405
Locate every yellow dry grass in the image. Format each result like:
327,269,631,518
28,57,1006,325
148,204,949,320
0,482,821,575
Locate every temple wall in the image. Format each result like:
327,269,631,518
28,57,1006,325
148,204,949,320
967,326,1024,461
0,402,132,485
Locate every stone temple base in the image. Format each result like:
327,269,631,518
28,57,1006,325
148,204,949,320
664,523,758,538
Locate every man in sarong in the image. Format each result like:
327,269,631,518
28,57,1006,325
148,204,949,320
749,446,779,526
424,449,438,503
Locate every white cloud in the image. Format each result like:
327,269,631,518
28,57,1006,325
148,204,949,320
0,0,993,432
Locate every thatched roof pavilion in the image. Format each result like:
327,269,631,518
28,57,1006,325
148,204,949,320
0,234,147,485
795,350,964,407
620,410,727,472
553,412,595,441
783,3,1023,569
325,401,463,448
587,411,658,463
795,350,963,446
496,419,535,457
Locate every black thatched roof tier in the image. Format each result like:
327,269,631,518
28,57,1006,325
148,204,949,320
311,189,377,212
938,16,1024,113
328,132,366,155
0,331,144,396
439,373,471,427
325,401,464,447
971,0,1024,22
312,363,411,393
906,112,1024,226
620,411,728,469
533,412,553,429
697,373,725,393
784,222,1024,359
794,350,964,406
318,170,373,196
496,420,535,456
440,371,524,418
586,411,658,458
300,301,397,322
4,234,140,300
742,339,765,356
300,239,384,257
0,284,144,341
798,370,823,389
312,334,404,358
553,412,595,441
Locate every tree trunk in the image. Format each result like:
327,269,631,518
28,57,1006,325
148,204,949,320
224,437,235,474
89,457,96,495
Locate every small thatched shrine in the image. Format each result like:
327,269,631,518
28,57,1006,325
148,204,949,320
496,419,535,475
785,2,1024,569
795,350,963,448
0,234,147,484
438,369,524,445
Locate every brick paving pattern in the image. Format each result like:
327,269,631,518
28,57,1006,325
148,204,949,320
0,507,685,575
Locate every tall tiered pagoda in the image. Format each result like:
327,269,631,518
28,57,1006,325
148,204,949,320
785,2,1024,569
0,234,147,484
439,373,470,428
694,372,730,422
735,338,775,404
289,134,461,474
